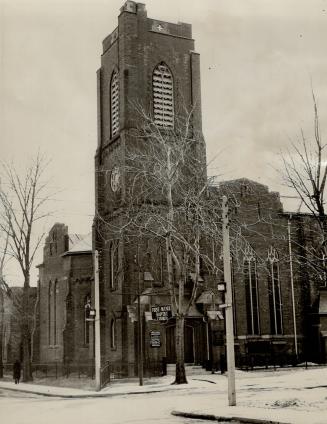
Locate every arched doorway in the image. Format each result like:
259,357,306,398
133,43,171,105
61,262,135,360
165,322,195,363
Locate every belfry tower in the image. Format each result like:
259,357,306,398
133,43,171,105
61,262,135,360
94,1,206,372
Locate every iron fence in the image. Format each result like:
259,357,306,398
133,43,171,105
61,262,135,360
100,361,110,388
237,353,327,371
100,360,166,383
1,362,95,379
2,359,165,383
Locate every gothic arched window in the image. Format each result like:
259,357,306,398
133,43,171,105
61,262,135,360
110,71,120,137
108,241,119,291
244,244,260,335
48,282,52,345
152,62,174,128
267,247,283,335
110,318,117,349
53,280,58,345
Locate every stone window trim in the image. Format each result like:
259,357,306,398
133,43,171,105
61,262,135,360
267,247,283,335
110,318,117,350
110,70,120,139
243,244,261,336
48,281,52,346
108,240,119,291
152,62,174,128
53,280,58,346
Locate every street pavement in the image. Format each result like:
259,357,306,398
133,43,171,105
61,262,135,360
1,367,327,424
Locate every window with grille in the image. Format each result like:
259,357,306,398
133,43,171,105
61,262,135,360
53,280,58,345
48,282,52,345
110,71,119,137
267,247,283,335
244,244,260,335
108,241,119,290
111,319,117,349
152,62,174,128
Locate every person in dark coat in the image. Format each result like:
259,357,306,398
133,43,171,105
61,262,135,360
13,360,21,384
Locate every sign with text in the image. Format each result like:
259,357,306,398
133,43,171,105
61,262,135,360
151,304,172,321
150,331,161,348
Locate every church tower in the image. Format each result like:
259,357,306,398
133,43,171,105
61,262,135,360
94,1,206,372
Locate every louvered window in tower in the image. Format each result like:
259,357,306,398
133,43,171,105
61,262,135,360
153,63,174,127
110,71,119,137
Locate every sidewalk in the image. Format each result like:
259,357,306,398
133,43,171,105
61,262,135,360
0,375,202,398
171,368,327,424
1,368,327,424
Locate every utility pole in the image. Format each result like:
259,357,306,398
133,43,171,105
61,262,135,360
288,218,298,357
222,196,236,406
94,250,101,391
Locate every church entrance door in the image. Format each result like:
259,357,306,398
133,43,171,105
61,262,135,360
165,322,195,363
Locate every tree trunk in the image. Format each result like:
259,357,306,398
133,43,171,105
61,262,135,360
173,315,187,384
22,276,33,382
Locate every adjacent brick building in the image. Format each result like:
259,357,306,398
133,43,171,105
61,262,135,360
36,224,93,366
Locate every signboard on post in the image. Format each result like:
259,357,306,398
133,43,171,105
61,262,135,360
151,305,172,321
150,331,161,347
85,307,96,322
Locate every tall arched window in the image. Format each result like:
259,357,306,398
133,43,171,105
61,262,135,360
244,244,260,335
48,282,52,345
267,247,283,335
110,319,116,349
84,295,91,345
53,280,58,345
109,242,115,290
152,62,174,128
110,71,120,137
108,241,119,291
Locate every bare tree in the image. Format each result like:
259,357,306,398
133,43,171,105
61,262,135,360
97,106,285,383
96,107,218,384
0,154,51,381
0,229,10,378
281,93,327,279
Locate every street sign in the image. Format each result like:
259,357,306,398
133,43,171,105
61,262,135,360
150,331,161,347
85,308,96,321
151,304,172,321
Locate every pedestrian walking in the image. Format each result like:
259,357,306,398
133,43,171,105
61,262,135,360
13,360,21,384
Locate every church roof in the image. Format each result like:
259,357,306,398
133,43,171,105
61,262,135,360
62,233,92,256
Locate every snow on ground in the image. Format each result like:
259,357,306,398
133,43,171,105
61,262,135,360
0,367,327,423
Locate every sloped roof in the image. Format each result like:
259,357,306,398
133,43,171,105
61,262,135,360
62,233,92,256
68,233,85,247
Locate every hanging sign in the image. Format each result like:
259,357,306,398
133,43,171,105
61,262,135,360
150,331,161,348
151,304,172,321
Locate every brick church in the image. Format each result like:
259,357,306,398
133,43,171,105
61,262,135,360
34,1,327,375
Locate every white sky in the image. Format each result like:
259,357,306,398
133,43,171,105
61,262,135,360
1,0,327,285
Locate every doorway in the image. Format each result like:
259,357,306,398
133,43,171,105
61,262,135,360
165,323,194,363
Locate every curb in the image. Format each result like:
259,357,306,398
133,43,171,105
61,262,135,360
0,384,188,399
171,411,290,424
